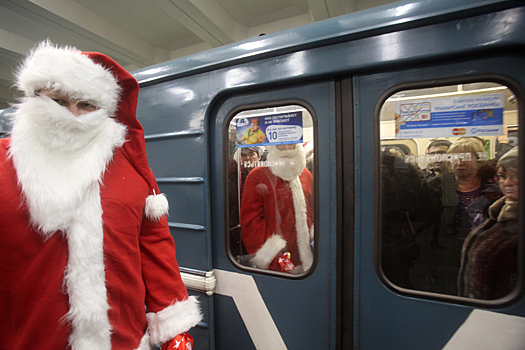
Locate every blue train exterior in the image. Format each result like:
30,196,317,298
132,1,525,349
0,108,13,138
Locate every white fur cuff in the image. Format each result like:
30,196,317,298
146,296,202,344
250,234,287,270
145,193,169,220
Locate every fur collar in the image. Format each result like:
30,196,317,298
489,197,518,223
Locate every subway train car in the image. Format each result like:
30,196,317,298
0,108,13,138
131,0,525,349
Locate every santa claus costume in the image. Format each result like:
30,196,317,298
0,42,201,350
241,144,314,273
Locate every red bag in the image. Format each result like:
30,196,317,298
160,332,194,350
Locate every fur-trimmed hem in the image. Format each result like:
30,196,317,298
250,234,287,269
146,296,202,345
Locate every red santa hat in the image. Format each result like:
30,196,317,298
16,41,168,219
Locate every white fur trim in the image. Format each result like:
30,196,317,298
266,143,313,271
250,234,287,270
289,177,314,271
9,95,127,349
63,183,112,350
16,41,121,113
135,333,153,350
146,296,202,345
145,193,169,220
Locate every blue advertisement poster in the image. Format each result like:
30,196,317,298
395,93,504,139
236,111,303,148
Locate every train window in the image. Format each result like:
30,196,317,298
379,82,520,301
227,105,315,275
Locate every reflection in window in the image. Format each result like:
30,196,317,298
227,106,315,275
379,82,519,300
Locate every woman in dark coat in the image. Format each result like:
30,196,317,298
458,147,519,300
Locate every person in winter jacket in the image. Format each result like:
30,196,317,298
458,147,519,300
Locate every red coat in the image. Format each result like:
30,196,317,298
240,166,314,271
0,138,199,350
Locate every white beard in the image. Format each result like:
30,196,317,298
266,144,306,181
9,97,127,238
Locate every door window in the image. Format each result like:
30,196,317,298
379,82,520,301
227,105,315,275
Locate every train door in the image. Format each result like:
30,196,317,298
347,53,525,349
209,81,339,349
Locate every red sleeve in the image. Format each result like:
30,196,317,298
139,216,186,311
139,214,202,344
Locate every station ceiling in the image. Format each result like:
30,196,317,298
0,0,398,108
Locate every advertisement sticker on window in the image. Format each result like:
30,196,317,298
395,93,504,138
236,111,303,148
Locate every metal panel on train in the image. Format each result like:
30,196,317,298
133,1,525,348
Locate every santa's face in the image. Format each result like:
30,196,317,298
38,89,99,116
17,91,118,154
10,87,127,236
266,144,306,181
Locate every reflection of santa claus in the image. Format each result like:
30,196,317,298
0,42,201,350
241,143,314,273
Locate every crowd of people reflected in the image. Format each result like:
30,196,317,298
380,136,519,300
